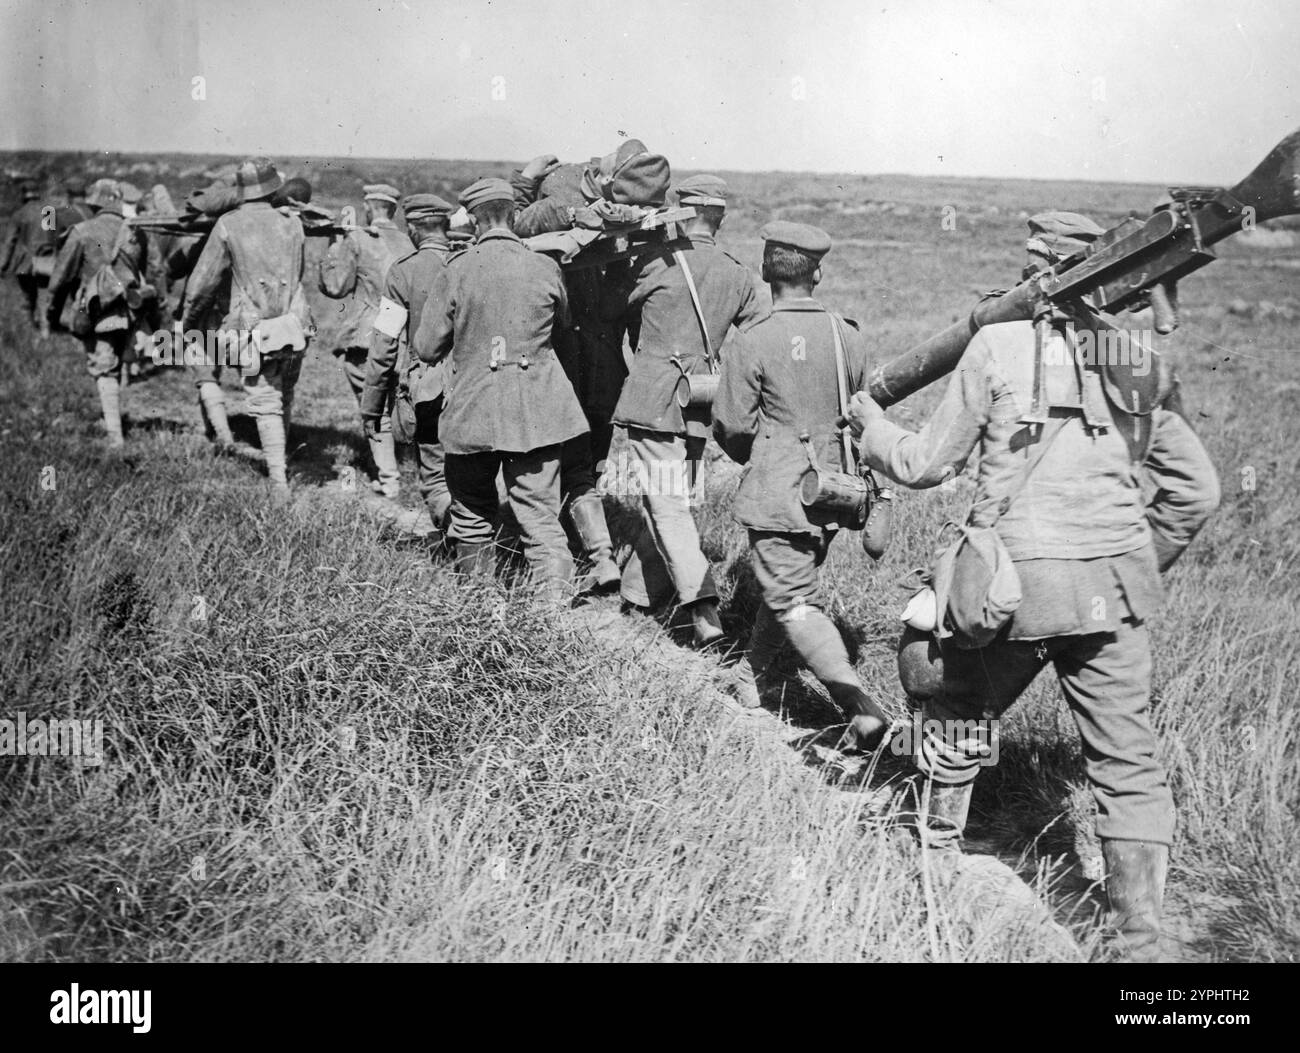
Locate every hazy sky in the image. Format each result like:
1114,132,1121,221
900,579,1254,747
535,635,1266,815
2,0,1296,183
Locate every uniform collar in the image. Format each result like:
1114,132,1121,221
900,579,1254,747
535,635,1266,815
417,234,450,251
476,228,522,245
373,217,398,228
688,232,716,246
772,296,826,312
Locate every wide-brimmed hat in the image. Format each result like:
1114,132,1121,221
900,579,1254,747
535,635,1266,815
235,158,284,202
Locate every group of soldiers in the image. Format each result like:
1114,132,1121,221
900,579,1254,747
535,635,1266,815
2,144,1220,962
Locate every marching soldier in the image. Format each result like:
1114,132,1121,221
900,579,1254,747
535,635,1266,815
511,139,671,590
360,192,458,536
847,211,1220,961
53,175,94,245
413,177,588,599
320,182,413,499
46,179,145,449
614,175,766,647
714,221,888,749
2,179,57,333
182,158,315,495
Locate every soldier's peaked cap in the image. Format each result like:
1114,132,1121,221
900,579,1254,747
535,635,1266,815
236,158,283,202
363,183,401,204
402,193,456,220
1026,210,1105,258
675,175,728,207
459,177,515,210
760,220,832,259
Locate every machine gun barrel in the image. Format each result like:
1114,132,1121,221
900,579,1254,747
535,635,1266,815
867,127,1300,408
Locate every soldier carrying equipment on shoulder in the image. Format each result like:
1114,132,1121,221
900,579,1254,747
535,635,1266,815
413,177,589,600
181,159,314,495
714,221,888,749
614,175,767,647
319,183,414,500
510,138,671,591
360,192,459,537
847,211,1221,962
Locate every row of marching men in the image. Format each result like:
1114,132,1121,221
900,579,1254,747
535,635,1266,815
3,152,1221,962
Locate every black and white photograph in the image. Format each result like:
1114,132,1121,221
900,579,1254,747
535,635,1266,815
0,0,1295,996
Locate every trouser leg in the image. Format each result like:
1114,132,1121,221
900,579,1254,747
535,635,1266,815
341,346,398,493
619,428,716,610
917,636,1049,849
731,601,784,708
85,335,126,447
749,530,886,746
446,450,502,574
560,433,619,589
414,398,451,528
503,444,573,599
1053,623,1173,845
242,353,301,489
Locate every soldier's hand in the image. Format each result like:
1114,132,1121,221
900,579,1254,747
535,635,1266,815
1150,279,1179,334
362,416,383,439
520,153,561,181
846,391,883,436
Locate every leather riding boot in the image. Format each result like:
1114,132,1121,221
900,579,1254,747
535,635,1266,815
688,596,725,649
1103,839,1169,963
566,493,621,590
455,541,494,577
731,603,783,708
781,607,888,749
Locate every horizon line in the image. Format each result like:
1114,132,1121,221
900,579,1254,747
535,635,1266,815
0,146,1179,191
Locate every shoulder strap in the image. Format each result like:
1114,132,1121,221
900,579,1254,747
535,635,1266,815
673,249,716,373
985,415,1070,526
827,312,855,474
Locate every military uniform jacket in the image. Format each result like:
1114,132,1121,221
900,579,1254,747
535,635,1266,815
52,201,94,247
360,237,452,421
180,201,312,334
412,228,588,456
613,233,765,438
48,209,143,327
2,200,57,276
319,218,413,350
857,319,1221,638
714,298,869,535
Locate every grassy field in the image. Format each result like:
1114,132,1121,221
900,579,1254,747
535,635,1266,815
0,152,1297,962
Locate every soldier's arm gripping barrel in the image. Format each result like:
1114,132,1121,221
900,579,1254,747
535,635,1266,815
867,127,1300,407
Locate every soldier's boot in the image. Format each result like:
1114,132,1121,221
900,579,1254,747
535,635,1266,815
687,597,725,649
255,413,289,494
919,778,974,855
1103,839,1169,963
455,541,495,577
368,430,401,499
781,608,888,750
730,604,783,708
198,381,235,448
95,376,125,449
566,493,620,591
